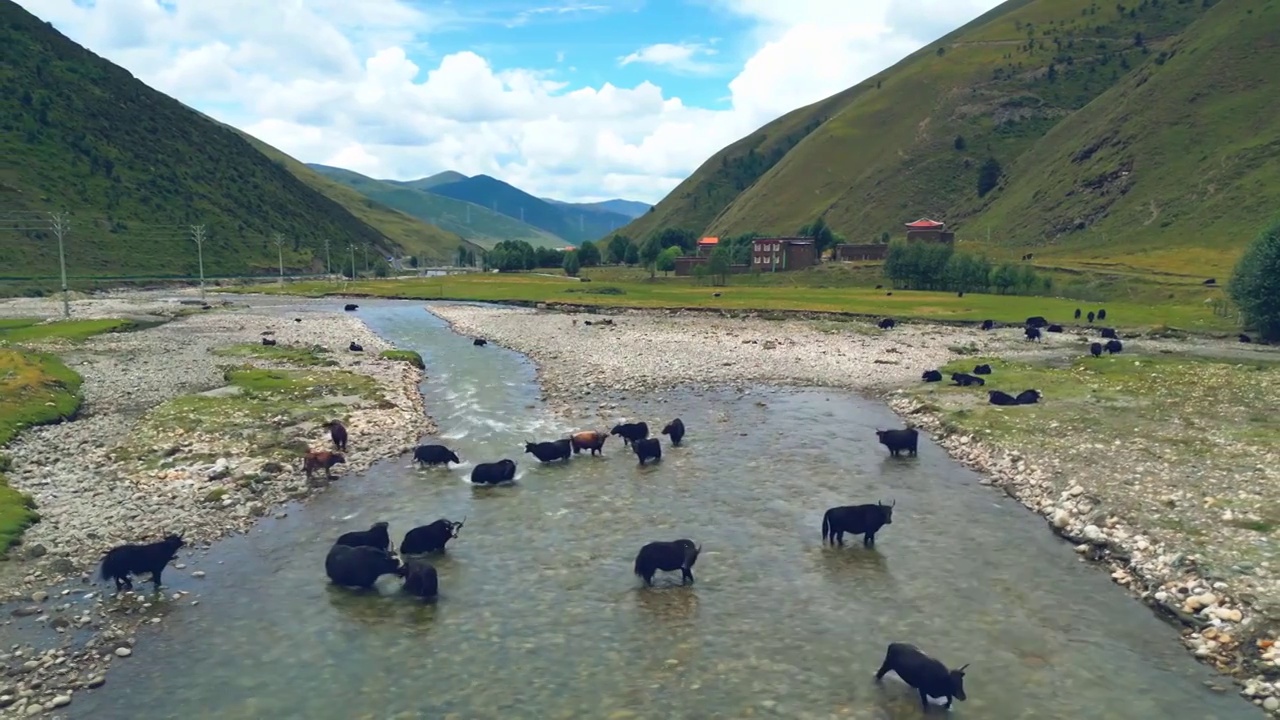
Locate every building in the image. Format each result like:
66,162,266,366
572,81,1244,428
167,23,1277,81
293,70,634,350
695,237,719,257
833,243,888,262
904,218,956,244
673,256,708,276
751,237,818,271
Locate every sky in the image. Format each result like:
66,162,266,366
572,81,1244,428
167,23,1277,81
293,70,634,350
15,0,1005,204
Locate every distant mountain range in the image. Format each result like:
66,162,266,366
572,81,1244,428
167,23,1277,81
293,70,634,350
307,165,651,248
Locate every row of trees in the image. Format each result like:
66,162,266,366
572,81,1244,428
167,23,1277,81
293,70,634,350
882,240,1050,295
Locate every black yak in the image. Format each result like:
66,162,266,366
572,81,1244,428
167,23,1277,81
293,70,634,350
326,420,348,452
634,539,701,587
878,318,896,330
1025,316,1048,329
325,544,403,590
610,421,649,446
822,501,895,547
335,521,391,552
1240,333,1253,344
972,364,992,375
1204,278,1217,285
875,428,918,458
875,642,969,711
344,303,359,311
921,370,943,383
988,390,1019,406
413,444,461,467
303,450,346,480
400,518,465,555
1097,308,1107,320
471,459,517,485
1046,324,1064,333
1104,339,1123,354
633,437,662,465
1074,308,1082,319
950,372,985,387
261,337,277,346
525,439,572,463
1015,389,1042,405
661,418,686,446
1100,327,1118,340
1024,326,1042,342
1087,311,1095,323
402,558,439,601
473,338,487,347
100,534,186,592
1089,342,1103,358
980,319,995,331
348,342,364,352
569,430,608,455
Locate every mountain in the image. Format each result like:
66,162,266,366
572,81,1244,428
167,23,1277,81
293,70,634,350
0,0,446,278
545,198,652,219
429,175,633,244
307,165,566,250
388,171,468,192
620,0,1273,277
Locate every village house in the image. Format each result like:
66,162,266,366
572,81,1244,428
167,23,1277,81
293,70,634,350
751,237,818,271
904,218,956,244
833,243,888,262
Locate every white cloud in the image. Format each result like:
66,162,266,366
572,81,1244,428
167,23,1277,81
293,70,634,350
618,42,721,76
12,0,1004,205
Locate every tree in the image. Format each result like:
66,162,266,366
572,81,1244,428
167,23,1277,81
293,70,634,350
656,246,680,275
578,240,601,267
954,135,967,151
798,215,840,259
707,246,731,286
562,250,581,277
606,234,631,264
1230,218,1280,341
409,256,420,268
639,234,663,278
978,157,1003,197
624,243,640,265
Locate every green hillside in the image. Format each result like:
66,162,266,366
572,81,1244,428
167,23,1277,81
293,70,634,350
0,0,400,278
230,131,480,264
307,165,566,250
389,171,468,191
430,175,633,244
622,0,1270,278
547,198,652,219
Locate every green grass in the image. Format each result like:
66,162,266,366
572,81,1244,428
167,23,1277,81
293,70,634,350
620,0,1266,278
0,317,141,343
379,349,425,369
119,366,384,467
211,342,338,367
228,272,1236,332
0,1,412,279
308,165,568,251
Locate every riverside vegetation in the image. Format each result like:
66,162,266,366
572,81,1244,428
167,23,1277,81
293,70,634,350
0,291,431,716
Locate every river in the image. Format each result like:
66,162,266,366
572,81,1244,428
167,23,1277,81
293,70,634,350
69,300,1257,719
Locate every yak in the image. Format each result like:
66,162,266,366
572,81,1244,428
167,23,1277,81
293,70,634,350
400,518,465,555
878,318,897,330
348,342,364,352
402,558,439,601
335,521,391,553
326,420,348,452
1024,326,1042,342
471,459,517,485
325,544,403,590
822,502,894,547
100,533,186,592
610,422,649,446
1097,308,1108,320
1104,339,1124,354
526,439,572,463
569,430,608,456
988,390,1020,406
661,418,686,446
261,337,277,346
1089,342,1103,358
1240,333,1253,344
1025,316,1048,329
980,319,995,331
634,539,701,587
1100,327,1118,340
1015,389,1042,405
343,303,359,311
950,373,985,387
875,642,969,711
921,370,943,383
303,450,345,480
972,364,992,375
1074,308,1082,319
413,444,461,467
633,438,662,465
875,428,918,458
473,338,488,347
1046,324,1064,333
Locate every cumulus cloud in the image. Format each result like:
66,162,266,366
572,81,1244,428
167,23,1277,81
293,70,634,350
13,0,1003,204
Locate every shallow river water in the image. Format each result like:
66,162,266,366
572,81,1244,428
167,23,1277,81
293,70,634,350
70,300,1257,719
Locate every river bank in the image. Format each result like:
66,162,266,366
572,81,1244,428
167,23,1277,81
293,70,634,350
0,292,432,717
425,302,1280,713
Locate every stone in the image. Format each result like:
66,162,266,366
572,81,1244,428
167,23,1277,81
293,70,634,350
50,695,71,708
30,591,48,603
113,647,131,658
1264,697,1279,711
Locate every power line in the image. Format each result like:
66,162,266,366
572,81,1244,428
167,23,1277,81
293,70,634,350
191,224,207,299
50,212,70,319
272,232,286,282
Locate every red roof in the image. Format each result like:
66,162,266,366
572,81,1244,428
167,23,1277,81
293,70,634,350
905,218,945,229
698,237,719,245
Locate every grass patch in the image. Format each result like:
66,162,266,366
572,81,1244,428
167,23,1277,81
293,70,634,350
227,273,1236,333
0,317,141,343
211,342,337,367
0,474,39,553
120,366,385,467
379,349,425,369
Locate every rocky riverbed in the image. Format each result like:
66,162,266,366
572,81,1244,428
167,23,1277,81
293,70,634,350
0,291,432,718
426,302,1280,715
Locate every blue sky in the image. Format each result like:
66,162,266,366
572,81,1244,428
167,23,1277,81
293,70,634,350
14,0,1004,203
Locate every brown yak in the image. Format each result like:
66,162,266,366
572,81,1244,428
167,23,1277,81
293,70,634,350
303,450,346,480
569,430,607,456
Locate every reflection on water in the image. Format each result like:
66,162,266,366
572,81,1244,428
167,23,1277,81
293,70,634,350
71,301,1255,720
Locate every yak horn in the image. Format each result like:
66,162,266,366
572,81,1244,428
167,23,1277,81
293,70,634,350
957,663,969,672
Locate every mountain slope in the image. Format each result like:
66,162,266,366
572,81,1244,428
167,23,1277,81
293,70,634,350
624,0,1256,276
546,198,652,219
308,165,566,250
0,0,398,277
389,171,468,192
429,175,632,244
231,131,479,264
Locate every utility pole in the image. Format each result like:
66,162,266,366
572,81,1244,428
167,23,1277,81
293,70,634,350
323,238,331,276
272,233,286,283
50,212,70,319
363,242,370,272
191,224,207,299
348,243,356,279
465,205,471,224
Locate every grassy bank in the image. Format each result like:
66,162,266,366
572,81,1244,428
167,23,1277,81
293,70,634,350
210,342,338,368
906,352,1280,572
116,367,386,469
0,317,143,343
225,272,1235,333
379,349,425,369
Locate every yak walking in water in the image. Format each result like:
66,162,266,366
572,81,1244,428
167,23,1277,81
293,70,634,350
875,428,918,458
525,439,572,463
822,502,895,547
335,521,392,552
471,459,517,485
325,544,404,590
633,438,662,465
875,642,969,711
400,518,465,555
569,430,608,456
100,534,186,592
610,422,649,446
413,444,461,467
661,418,686,446
634,539,701,587
402,558,439,601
